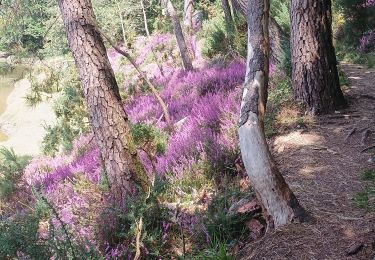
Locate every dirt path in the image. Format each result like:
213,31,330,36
239,63,375,259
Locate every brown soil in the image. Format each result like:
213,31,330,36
238,63,375,260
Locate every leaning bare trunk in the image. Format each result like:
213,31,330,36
165,0,193,71
183,0,194,30
99,29,172,126
238,0,307,228
58,0,150,205
290,0,346,114
232,0,285,65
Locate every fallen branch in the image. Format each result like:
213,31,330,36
361,129,371,145
134,217,144,260
361,144,375,153
359,94,375,100
345,128,356,142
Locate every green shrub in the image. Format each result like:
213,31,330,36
0,213,51,259
0,196,101,259
353,169,375,209
205,187,253,245
336,43,375,67
199,15,230,58
41,67,90,156
0,147,31,199
271,0,290,33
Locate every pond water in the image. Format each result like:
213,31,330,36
0,59,28,141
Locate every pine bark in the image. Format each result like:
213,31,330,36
165,0,193,71
58,0,150,205
290,0,346,114
239,0,308,228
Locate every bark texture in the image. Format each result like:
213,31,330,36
290,0,346,114
183,0,194,30
165,0,193,71
239,0,307,228
58,0,150,205
232,0,285,65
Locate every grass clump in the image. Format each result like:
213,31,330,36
353,169,375,209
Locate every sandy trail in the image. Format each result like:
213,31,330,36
0,78,56,156
239,63,375,259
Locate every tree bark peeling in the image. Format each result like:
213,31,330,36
239,0,308,228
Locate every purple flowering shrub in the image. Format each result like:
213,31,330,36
125,61,245,176
21,134,107,251
13,48,248,257
360,29,375,52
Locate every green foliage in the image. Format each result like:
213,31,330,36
338,67,349,86
0,212,51,259
0,147,31,199
199,15,230,58
131,123,168,155
198,13,247,59
0,0,68,57
114,179,170,258
265,73,293,137
205,187,253,245
40,66,90,156
195,240,234,260
334,0,375,46
164,165,215,204
336,43,375,68
353,169,375,209
25,66,60,106
0,196,101,259
93,0,164,46
270,0,290,33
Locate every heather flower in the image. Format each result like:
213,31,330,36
130,61,247,176
359,29,375,52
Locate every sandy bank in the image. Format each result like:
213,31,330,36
0,78,56,156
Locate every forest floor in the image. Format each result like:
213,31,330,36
239,63,375,259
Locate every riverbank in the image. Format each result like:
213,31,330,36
0,77,56,156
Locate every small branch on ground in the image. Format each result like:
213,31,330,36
361,144,375,153
361,129,371,145
345,128,356,142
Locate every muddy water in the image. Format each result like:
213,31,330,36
0,59,27,141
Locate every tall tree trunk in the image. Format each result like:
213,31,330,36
116,0,128,47
183,0,194,30
239,0,308,228
164,0,193,71
290,0,346,114
231,0,285,65
58,0,150,205
140,0,165,77
140,0,150,36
